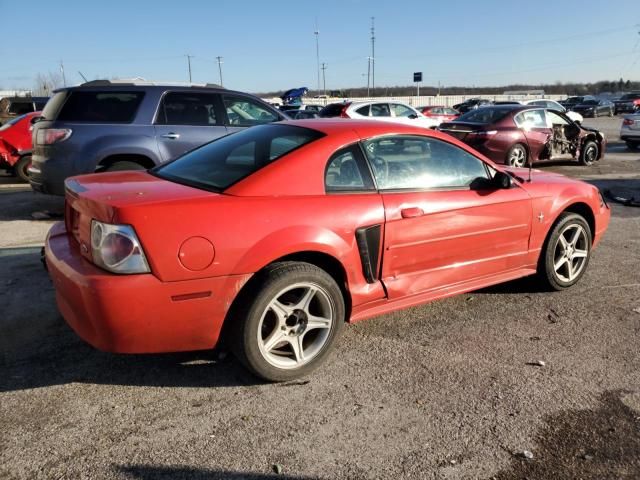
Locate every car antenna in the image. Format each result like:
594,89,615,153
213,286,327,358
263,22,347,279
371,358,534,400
528,156,533,182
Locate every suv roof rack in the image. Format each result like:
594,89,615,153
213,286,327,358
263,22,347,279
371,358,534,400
79,79,224,89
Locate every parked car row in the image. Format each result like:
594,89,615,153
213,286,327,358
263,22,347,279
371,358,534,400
318,100,440,128
438,105,606,167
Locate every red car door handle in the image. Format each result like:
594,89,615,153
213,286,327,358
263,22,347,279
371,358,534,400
401,207,424,218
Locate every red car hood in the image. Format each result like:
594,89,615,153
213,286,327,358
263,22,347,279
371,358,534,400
504,167,585,186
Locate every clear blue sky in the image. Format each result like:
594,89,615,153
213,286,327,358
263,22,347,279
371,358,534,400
1,0,639,93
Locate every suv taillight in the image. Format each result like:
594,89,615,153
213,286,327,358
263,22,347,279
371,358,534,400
623,118,634,126
36,128,72,145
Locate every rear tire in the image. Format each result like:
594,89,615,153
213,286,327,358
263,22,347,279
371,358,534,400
103,161,146,172
538,213,592,291
229,262,345,382
506,144,528,167
15,155,32,183
579,140,598,166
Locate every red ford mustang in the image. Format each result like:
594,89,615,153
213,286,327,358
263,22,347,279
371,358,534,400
45,120,610,381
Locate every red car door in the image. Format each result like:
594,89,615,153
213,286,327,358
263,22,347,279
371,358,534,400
515,108,551,161
361,135,533,299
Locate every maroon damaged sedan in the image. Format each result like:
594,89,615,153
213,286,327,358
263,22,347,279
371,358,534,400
438,105,606,167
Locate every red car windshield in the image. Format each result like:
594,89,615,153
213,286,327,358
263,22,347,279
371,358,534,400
154,124,324,192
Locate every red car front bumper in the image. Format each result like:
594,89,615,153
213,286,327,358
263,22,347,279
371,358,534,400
45,222,251,354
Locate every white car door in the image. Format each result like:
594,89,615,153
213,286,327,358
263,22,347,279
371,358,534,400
389,103,438,129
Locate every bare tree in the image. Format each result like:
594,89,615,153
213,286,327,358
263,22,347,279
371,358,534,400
33,71,64,96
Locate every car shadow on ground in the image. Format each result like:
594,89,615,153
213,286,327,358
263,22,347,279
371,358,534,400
116,465,318,480
493,390,640,480
0,248,263,392
0,181,64,222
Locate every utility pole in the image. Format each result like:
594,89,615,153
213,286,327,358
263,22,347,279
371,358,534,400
60,60,66,87
314,19,321,93
186,54,193,83
370,17,375,95
216,56,224,86
321,63,328,97
366,57,372,97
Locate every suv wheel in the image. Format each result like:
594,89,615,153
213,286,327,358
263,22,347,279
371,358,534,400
104,161,146,172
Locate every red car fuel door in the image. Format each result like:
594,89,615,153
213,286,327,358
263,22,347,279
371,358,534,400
515,109,551,162
360,134,533,300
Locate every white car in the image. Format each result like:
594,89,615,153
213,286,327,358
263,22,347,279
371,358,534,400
520,99,583,124
620,113,640,150
323,101,439,129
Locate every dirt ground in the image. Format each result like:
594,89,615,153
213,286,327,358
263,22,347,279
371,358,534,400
1,117,639,479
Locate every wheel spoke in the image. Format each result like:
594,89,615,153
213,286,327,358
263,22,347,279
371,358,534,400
566,259,575,281
263,330,287,352
558,234,568,250
554,256,568,272
288,335,305,364
269,299,292,320
306,314,332,331
296,286,318,312
573,249,588,259
569,227,582,247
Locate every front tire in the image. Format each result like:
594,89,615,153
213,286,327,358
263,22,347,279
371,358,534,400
506,143,528,167
230,262,345,382
15,155,32,183
579,140,598,166
538,213,592,291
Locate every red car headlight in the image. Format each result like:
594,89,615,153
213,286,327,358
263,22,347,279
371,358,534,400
91,220,150,274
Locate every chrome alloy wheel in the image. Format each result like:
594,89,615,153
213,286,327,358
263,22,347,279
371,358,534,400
257,282,334,369
509,147,526,167
584,144,597,164
553,224,589,282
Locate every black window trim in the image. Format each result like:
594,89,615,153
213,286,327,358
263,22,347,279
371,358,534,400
324,143,376,194
358,133,495,193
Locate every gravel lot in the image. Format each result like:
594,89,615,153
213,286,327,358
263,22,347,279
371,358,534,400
1,117,639,479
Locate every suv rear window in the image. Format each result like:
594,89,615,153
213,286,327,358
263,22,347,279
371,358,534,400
620,94,640,100
154,124,324,191
56,91,144,123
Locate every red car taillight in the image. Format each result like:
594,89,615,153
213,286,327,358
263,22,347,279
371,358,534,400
468,130,497,140
36,128,72,145
622,118,634,126
339,103,352,118
91,220,150,274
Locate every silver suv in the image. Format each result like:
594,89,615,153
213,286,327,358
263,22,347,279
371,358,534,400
30,80,286,195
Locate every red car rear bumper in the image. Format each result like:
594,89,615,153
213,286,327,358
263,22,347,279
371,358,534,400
45,222,251,354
